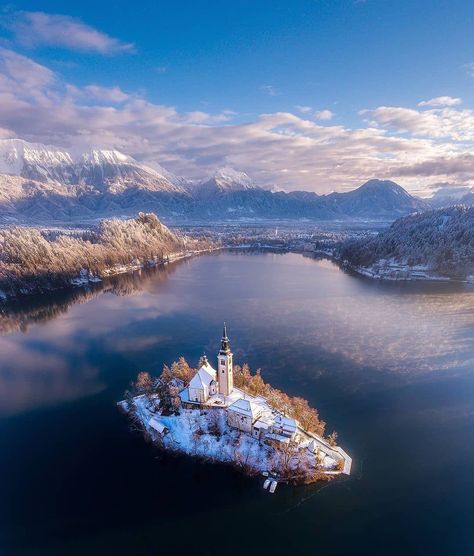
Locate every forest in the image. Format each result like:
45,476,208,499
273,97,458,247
337,206,474,278
0,212,208,297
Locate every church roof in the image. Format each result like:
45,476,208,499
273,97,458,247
227,398,263,419
220,322,231,354
273,414,298,433
189,362,217,390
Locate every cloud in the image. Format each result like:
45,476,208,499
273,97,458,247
5,11,134,55
295,105,313,114
260,84,281,96
418,96,462,107
296,106,334,120
1,48,474,194
361,105,474,141
396,153,474,178
314,109,334,121
67,84,130,103
464,63,474,77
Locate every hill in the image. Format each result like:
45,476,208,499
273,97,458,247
0,212,207,298
338,206,474,280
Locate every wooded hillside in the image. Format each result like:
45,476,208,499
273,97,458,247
338,206,474,278
0,212,202,297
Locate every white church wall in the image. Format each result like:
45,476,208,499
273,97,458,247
227,410,252,433
189,387,206,403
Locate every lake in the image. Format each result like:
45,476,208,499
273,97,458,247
1,251,474,555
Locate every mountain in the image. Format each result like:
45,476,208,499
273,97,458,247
338,205,474,279
191,167,258,197
326,179,428,217
0,139,184,193
0,139,429,224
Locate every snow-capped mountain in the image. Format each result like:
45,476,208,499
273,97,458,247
0,138,75,183
0,139,431,224
191,167,258,196
0,139,183,193
326,179,428,217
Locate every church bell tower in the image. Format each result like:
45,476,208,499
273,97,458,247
218,323,233,397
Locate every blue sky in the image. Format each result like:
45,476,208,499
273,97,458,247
0,1,474,194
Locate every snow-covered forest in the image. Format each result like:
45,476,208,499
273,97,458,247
338,206,474,279
0,212,209,297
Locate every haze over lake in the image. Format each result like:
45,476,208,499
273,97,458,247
1,251,473,555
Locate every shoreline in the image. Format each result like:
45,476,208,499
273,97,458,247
2,244,471,303
118,393,351,487
0,246,222,302
227,245,474,285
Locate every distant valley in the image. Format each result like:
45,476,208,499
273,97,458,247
0,138,434,225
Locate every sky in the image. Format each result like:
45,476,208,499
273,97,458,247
0,0,473,195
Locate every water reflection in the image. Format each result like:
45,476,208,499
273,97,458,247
0,260,185,335
0,251,473,417
1,251,474,555
0,261,187,416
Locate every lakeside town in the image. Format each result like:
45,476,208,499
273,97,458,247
120,325,352,490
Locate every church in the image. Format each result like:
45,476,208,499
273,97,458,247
177,324,351,474
182,325,295,441
186,323,234,404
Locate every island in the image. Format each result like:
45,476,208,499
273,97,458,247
120,325,352,490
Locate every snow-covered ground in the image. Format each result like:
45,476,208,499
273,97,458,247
350,259,451,282
120,395,343,483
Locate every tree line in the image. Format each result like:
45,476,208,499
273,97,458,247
0,212,212,297
337,205,474,277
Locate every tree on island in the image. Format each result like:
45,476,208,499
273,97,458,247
233,363,327,439
129,356,335,445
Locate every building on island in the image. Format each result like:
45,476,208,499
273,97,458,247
182,325,298,443
217,323,233,396
187,356,218,403
227,398,264,433
179,325,352,475
185,324,233,404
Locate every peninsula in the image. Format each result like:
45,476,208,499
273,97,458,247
121,325,352,489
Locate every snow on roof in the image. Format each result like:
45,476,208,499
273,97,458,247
265,432,290,444
307,439,320,453
189,363,217,389
149,416,167,434
253,419,270,430
227,397,263,419
274,414,298,432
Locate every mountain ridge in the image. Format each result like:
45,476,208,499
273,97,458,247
0,138,431,224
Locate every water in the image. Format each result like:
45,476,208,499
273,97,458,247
1,251,474,555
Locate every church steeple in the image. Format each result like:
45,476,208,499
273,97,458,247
220,322,230,353
218,323,233,396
